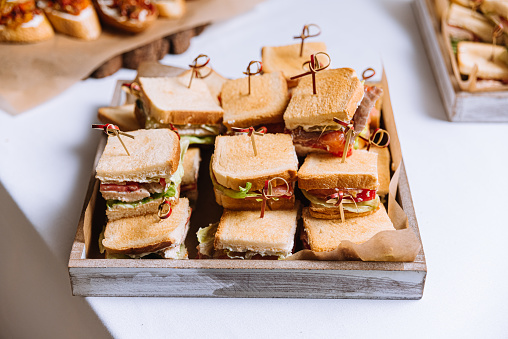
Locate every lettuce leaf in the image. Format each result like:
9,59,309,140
106,184,178,210
181,135,215,145
209,159,261,200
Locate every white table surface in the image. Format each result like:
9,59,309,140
1,0,508,338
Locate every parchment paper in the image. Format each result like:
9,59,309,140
0,0,263,115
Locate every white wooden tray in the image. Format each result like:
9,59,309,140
68,71,427,299
413,0,508,122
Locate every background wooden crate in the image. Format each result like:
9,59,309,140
68,70,427,299
413,0,508,122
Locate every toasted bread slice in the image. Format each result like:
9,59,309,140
221,71,289,129
212,134,298,191
43,4,101,40
372,147,390,197
214,203,300,257
303,204,394,252
298,150,379,191
214,188,295,210
97,104,141,131
181,147,200,187
283,68,364,130
139,76,224,125
156,0,185,18
457,41,508,80
95,129,180,183
177,66,227,105
0,13,54,43
102,198,190,255
262,42,327,86
106,196,177,221
448,3,494,42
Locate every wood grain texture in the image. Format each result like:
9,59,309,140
68,71,427,299
413,0,508,122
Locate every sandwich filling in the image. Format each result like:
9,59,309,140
301,188,380,214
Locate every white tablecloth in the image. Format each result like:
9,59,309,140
1,0,507,338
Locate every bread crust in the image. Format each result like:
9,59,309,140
214,188,295,210
95,129,180,182
283,68,364,130
221,71,289,129
212,134,298,191
103,198,190,254
298,150,379,190
302,205,394,252
0,13,54,43
44,5,101,40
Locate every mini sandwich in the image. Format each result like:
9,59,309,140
221,71,289,132
457,41,508,81
38,0,101,40
180,147,201,204
447,3,496,43
210,133,298,210
177,66,227,106
196,203,300,259
262,42,327,87
95,129,182,221
93,0,158,33
135,76,224,144
98,104,139,131
298,150,380,219
0,0,54,43
284,68,384,157
300,204,395,252
100,197,191,259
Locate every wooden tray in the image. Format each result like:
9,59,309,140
68,71,427,299
413,0,508,122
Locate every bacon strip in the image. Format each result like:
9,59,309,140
352,86,383,138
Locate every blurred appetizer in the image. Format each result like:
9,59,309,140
457,41,508,81
93,0,158,33
0,0,54,43
97,103,140,131
155,0,184,19
38,0,101,40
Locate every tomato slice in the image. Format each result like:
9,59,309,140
317,130,353,157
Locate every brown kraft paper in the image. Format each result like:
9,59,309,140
0,0,264,115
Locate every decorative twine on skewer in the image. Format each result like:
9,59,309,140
290,52,331,95
121,82,141,98
332,117,354,163
188,54,212,88
92,124,134,156
362,68,376,81
158,197,172,220
231,126,267,156
242,61,262,95
358,128,391,151
293,24,321,57
326,190,360,223
244,177,292,218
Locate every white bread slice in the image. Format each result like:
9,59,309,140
447,3,494,42
283,68,364,130
214,203,300,257
303,204,394,252
139,76,224,125
181,147,200,186
480,0,508,18
262,42,327,86
44,4,101,40
298,150,379,191
95,129,180,183
221,71,289,129
457,41,508,80
212,134,298,191
372,147,390,197
156,0,186,19
97,104,141,131
0,13,54,43
177,66,227,105
102,198,190,254
214,188,295,210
